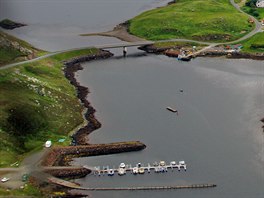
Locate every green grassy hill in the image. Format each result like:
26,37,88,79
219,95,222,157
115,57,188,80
0,47,99,167
129,0,254,42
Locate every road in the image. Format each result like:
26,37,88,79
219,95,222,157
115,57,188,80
1,0,262,71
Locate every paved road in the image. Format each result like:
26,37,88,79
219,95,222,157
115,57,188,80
228,0,262,43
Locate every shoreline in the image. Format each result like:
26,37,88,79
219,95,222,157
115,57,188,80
81,22,264,61
63,50,113,145
139,44,264,60
40,50,146,185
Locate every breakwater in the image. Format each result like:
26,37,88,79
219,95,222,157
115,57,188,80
63,50,114,145
80,184,217,191
42,142,146,167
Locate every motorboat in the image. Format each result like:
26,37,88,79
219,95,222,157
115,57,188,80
138,167,145,174
119,163,126,168
166,107,177,113
179,161,185,166
159,161,166,166
118,168,126,176
107,169,114,176
132,167,138,174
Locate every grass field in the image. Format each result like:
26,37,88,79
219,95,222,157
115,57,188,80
152,41,206,48
234,32,264,52
129,0,254,42
0,47,99,167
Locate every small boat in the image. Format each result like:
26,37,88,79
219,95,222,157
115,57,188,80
1,177,10,182
179,161,186,166
177,55,192,61
166,107,177,113
170,161,176,166
159,161,166,166
119,163,126,168
138,167,145,174
118,168,126,176
132,167,138,174
107,169,114,176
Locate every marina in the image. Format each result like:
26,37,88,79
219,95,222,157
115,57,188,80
87,161,187,176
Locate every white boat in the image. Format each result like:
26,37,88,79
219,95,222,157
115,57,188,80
170,161,176,166
1,177,10,182
132,167,138,174
118,168,126,176
179,161,185,166
166,107,178,113
138,167,145,174
119,163,126,168
107,169,114,176
159,161,166,166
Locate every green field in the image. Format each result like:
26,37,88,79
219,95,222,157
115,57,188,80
129,0,254,42
152,41,206,48
0,47,99,167
235,32,264,52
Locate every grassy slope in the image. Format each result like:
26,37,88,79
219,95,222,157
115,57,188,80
129,0,254,42
0,48,99,167
152,41,206,48
0,31,45,66
235,32,264,52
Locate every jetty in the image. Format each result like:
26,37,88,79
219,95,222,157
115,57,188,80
48,177,217,191
79,184,217,191
88,160,187,176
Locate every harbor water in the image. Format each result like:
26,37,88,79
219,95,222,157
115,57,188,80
74,49,264,198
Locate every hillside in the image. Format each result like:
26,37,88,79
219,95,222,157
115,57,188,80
0,46,100,167
129,0,254,42
0,30,43,66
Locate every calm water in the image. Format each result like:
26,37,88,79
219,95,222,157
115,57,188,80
74,49,264,198
0,0,169,51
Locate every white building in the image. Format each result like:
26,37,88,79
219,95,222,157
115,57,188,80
256,0,264,8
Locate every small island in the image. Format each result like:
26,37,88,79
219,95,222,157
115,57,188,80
0,19,27,30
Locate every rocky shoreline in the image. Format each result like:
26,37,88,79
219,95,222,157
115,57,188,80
41,50,146,185
139,44,264,60
63,50,115,145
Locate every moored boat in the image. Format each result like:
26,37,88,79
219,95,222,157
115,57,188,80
138,167,145,174
132,167,138,174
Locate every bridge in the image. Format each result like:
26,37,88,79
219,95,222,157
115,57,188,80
95,41,154,49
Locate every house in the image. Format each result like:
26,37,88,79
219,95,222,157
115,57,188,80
256,0,264,8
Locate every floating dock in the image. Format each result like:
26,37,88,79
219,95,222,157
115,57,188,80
87,160,187,176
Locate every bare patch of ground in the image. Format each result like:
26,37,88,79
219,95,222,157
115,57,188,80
80,22,146,42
